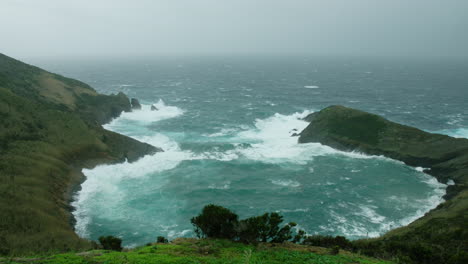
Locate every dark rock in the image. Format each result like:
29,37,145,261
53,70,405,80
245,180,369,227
291,133,299,137
298,105,468,187
131,98,142,110
151,104,159,111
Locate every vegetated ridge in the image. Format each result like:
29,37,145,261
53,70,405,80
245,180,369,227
0,53,160,255
299,105,468,263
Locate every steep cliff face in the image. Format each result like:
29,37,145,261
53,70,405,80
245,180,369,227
299,105,468,261
0,54,160,255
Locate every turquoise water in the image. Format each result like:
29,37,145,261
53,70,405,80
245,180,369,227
36,56,467,247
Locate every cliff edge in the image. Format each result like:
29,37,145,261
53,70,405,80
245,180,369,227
299,105,468,261
0,54,160,255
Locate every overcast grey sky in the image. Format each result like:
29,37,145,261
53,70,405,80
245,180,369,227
1,0,468,58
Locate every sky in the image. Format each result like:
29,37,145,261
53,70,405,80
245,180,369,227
1,0,468,58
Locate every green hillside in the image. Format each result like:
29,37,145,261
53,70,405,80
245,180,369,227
299,105,468,263
0,54,158,255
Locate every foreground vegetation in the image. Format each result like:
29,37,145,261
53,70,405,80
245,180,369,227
0,238,393,264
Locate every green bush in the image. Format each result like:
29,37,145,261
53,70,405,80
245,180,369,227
157,236,168,243
98,236,123,251
191,205,306,244
191,204,239,239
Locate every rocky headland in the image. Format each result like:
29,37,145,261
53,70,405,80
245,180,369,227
299,105,468,261
0,54,161,255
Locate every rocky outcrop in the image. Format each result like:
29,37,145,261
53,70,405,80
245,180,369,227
131,98,142,110
298,105,468,260
299,105,468,188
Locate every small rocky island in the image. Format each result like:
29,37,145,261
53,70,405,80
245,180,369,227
299,105,468,259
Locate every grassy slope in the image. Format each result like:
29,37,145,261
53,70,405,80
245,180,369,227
0,54,158,255
299,105,468,263
0,239,393,264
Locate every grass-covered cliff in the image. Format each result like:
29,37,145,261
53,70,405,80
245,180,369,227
299,105,468,263
0,54,159,255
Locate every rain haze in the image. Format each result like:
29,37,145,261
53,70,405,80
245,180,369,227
1,0,468,58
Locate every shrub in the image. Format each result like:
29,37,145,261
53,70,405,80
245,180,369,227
292,229,307,244
191,204,239,239
157,236,168,243
329,245,340,255
98,236,123,251
191,205,306,244
237,212,295,243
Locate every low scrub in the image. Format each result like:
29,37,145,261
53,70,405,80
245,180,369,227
191,204,306,244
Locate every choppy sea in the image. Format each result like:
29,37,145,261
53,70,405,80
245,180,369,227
35,56,468,247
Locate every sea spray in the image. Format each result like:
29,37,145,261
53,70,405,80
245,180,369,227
72,101,448,246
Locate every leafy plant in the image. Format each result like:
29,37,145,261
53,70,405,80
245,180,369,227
98,236,123,251
191,204,238,239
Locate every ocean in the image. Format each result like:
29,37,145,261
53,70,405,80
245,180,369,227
34,55,468,247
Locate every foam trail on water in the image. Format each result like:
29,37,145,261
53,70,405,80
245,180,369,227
221,110,400,164
435,128,468,139
72,100,189,238
105,99,184,128
327,171,447,239
73,101,450,242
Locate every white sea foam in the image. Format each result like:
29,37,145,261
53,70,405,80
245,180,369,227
206,110,404,165
326,169,447,239
105,99,184,128
208,181,231,190
72,147,193,237
168,229,192,240
376,183,446,235
229,110,381,164
278,208,310,213
446,114,463,125
436,128,468,139
358,205,386,224
271,179,301,188
415,167,425,172
204,128,239,138
304,85,319,89
112,84,135,87
73,100,189,238
73,100,450,241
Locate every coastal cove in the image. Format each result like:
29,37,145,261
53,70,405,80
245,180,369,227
1,55,467,262
42,56,465,248
71,102,449,247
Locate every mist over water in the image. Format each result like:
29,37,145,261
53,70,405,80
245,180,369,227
41,56,467,247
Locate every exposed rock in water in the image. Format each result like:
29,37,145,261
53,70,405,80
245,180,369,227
151,104,159,111
131,98,142,110
298,105,468,259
